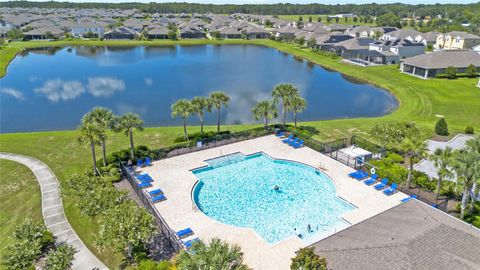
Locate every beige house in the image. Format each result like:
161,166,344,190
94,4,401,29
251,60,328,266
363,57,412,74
434,31,480,50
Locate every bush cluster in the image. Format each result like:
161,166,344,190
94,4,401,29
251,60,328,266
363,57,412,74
2,219,76,270
435,117,449,136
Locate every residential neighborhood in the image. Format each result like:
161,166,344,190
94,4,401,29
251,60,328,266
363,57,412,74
1,7,480,78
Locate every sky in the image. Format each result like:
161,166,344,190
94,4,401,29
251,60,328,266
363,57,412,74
26,0,479,4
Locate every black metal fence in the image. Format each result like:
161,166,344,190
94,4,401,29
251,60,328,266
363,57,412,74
120,164,184,253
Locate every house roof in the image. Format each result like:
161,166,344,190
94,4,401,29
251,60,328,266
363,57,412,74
105,26,137,36
24,26,64,35
335,37,375,50
310,199,480,270
385,29,421,39
442,31,480,40
402,50,480,69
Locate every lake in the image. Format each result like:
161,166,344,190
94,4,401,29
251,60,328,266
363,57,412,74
0,45,398,133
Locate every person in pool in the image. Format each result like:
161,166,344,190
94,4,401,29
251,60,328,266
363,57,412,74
274,185,280,191
307,224,312,233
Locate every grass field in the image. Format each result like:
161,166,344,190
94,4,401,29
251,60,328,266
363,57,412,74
0,38,479,268
0,159,42,269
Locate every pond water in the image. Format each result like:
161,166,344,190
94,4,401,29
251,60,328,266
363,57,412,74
0,45,397,133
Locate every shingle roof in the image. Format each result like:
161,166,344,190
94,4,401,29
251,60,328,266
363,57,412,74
310,200,480,270
402,50,480,69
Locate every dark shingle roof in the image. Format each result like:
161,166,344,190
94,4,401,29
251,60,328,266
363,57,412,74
310,200,480,270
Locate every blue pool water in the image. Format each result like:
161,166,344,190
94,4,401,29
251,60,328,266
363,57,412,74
192,152,354,243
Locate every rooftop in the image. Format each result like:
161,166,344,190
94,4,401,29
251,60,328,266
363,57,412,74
310,199,480,270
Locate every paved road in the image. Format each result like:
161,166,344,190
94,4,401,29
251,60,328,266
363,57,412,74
0,152,108,270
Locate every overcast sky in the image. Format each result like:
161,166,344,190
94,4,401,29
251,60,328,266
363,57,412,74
27,0,478,4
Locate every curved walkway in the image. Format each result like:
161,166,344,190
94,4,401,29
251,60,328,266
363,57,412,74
0,152,107,270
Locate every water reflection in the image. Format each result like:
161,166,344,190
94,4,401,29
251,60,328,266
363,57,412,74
0,45,398,133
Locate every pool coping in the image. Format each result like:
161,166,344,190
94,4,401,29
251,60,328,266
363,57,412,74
188,150,359,246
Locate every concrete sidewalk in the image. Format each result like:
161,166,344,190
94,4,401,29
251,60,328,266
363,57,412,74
0,152,108,270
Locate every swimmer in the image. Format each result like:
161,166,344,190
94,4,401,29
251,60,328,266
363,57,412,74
307,224,312,233
274,185,280,191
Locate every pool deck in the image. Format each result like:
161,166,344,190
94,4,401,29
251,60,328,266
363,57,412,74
137,135,405,270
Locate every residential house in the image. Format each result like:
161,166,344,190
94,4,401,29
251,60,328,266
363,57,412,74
434,31,480,50
327,37,375,59
244,26,270,39
24,26,64,40
302,22,329,34
361,38,425,64
400,50,480,78
382,29,421,42
104,26,137,39
179,26,205,39
273,25,300,39
323,24,351,32
215,26,241,39
414,32,439,47
346,26,396,38
71,22,105,38
147,26,169,39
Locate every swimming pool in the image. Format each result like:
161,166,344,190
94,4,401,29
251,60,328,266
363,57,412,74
192,152,355,243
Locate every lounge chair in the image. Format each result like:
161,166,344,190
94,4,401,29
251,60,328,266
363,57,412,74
183,238,200,249
137,174,153,182
151,194,167,203
374,178,388,190
293,140,304,149
137,181,152,189
401,195,417,203
363,176,377,185
148,189,163,196
145,157,152,166
383,183,398,195
349,170,368,180
288,138,299,146
282,135,293,143
275,131,285,137
176,228,194,239
137,159,143,167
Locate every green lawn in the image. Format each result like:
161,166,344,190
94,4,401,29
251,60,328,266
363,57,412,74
0,159,42,269
0,39,479,268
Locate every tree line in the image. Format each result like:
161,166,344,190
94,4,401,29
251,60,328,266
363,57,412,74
2,1,479,20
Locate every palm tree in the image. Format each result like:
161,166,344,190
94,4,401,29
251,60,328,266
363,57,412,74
191,96,211,134
429,146,454,202
114,113,144,160
252,100,278,130
452,150,480,219
176,238,249,270
288,95,307,128
399,136,427,188
78,121,101,175
83,107,115,167
171,99,192,140
209,91,230,133
272,83,299,128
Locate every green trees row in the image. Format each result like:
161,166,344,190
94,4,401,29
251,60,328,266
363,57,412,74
78,108,144,174
370,121,480,219
251,83,306,130
2,219,76,270
171,91,230,140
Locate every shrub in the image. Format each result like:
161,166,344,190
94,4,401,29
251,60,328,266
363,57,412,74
44,244,77,270
290,247,327,270
13,219,54,248
466,64,478,78
465,126,475,134
445,66,457,79
435,117,449,136
2,240,41,270
135,260,172,270
412,171,435,191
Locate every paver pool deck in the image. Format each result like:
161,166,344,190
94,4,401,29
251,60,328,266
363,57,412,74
137,135,405,270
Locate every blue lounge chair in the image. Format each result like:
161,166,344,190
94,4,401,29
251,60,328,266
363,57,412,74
288,138,299,146
137,159,143,167
282,135,293,143
137,173,153,182
183,238,200,249
374,178,388,190
137,181,152,189
148,189,163,196
293,140,304,149
275,131,285,137
151,194,167,203
350,171,369,180
363,176,377,185
401,195,417,203
145,157,152,166
383,183,398,195
176,228,193,239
